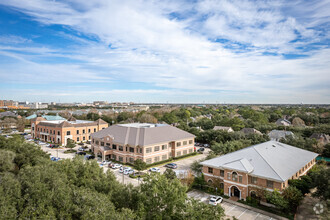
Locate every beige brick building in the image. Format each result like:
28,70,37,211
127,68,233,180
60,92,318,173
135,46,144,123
201,141,318,200
91,123,195,164
31,116,108,145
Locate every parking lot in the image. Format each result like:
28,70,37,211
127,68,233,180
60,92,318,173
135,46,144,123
188,190,276,220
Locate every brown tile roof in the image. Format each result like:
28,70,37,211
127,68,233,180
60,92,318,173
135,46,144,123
91,123,195,146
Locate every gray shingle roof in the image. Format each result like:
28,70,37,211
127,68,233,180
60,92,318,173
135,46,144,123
200,141,318,182
268,130,294,141
91,123,195,146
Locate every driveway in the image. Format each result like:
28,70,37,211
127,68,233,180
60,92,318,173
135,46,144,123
188,190,278,220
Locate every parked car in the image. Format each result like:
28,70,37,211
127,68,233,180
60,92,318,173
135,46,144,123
165,163,177,169
78,147,85,151
101,160,110,166
203,144,210,148
209,196,223,205
149,167,160,172
197,147,205,153
112,164,122,169
76,151,86,156
85,155,95,160
119,166,128,173
124,168,134,175
51,156,61,162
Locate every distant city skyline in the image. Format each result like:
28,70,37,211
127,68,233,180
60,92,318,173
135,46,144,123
0,1,329,104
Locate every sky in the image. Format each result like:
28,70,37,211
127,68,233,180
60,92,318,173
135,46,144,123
0,0,329,104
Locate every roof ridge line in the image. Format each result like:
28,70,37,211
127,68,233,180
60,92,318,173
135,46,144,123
252,145,284,181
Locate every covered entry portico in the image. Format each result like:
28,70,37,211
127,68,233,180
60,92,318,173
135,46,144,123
229,185,241,200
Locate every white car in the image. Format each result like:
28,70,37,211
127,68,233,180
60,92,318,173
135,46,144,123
101,160,110,166
149,167,160,173
124,168,134,175
112,164,122,169
209,196,223,205
119,166,128,173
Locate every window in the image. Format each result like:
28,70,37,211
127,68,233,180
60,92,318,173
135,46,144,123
183,141,187,145
58,131,60,135
129,147,134,153
154,146,160,152
140,148,142,153
96,141,99,145
50,130,52,134
112,155,116,160
232,172,238,181
176,142,181,147
37,128,39,131
83,129,85,134
146,147,152,153
89,136,90,140
94,128,96,132
129,158,134,163
76,130,79,134
119,156,123,162
189,149,193,153
101,142,104,146
239,176,242,183
251,177,258,184
67,131,70,135
162,144,167,150
208,167,213,174
282,182,285,188
106,143,110,146
189,140,193,145
183,150,187,155
88,129,91,133
126,147,128,151
77,137,80,142
267,180,274,188
220,170,224,177
177,151,181,157
162,154,167,160
154,156,160,162
83,137,85,141
119,146,123,151
227,172,231,180
112,144,117,150
47,129,48,133
146,158,152,164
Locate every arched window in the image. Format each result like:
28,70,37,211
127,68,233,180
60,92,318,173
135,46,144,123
232,172,238,181
207,179,213,185
220,182,224,189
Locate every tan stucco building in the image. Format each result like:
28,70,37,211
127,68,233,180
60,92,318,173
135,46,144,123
31,116,108,145
91,123,195,164
201,141,318,200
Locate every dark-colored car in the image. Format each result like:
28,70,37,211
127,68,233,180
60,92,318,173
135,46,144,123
165,163,177,169
197,147,205,153
76,151,87,156
86,155,95,160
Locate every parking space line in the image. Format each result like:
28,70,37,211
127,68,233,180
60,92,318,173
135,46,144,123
226,205,237,214
254,213,260,219
237,209,247,219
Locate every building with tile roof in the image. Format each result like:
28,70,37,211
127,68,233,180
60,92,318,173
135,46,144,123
31,116,108,145
201,141,318,200
91,123,195,163
213,126,234,132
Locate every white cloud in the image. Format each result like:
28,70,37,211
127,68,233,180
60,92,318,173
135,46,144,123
0,0,329,103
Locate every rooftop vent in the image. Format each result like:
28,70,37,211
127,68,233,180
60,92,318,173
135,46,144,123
272,145,276,148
